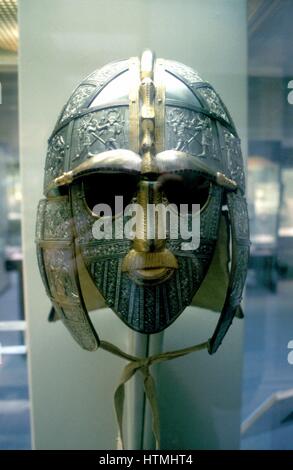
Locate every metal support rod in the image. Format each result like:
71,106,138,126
125,331,164,450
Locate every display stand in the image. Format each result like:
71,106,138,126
125,332,164,450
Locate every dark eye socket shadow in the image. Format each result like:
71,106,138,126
159,173,210,212
83,173,139,213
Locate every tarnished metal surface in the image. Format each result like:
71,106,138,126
36,197,99,350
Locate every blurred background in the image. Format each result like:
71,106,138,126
0,0,30,450
0,0,292,450
241,0,293,449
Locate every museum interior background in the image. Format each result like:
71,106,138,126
0,0,292,450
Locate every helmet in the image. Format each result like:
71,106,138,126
36,51,249,354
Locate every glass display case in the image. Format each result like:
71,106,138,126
241,0,293,450
247,156,281,290
0,0,293,455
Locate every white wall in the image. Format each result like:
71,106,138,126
19,0,247,449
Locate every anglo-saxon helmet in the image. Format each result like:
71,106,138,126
36,51,250,355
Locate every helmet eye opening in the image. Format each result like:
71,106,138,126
82,173,138,218
158,172,211,214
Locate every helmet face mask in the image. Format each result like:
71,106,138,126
36,51,249,352
70,170,223,333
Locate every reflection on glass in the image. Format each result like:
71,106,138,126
248,156,280,248
279,169,293,237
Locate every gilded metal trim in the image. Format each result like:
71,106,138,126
154,58,166,153
38,240,73,248
155,150,237,190
46,149,141,193
140,50,157,174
